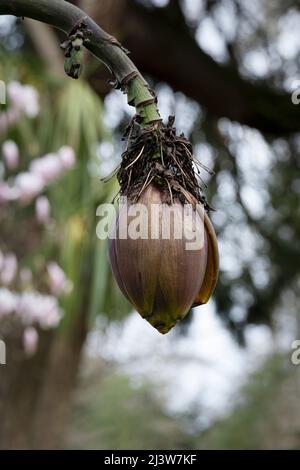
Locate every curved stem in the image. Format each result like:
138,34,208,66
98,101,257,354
0,0,161,125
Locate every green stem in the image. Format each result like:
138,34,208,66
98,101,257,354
0,0,161,126
127,76,161,127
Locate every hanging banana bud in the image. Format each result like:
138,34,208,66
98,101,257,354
107,116,219,334
109,184,208,334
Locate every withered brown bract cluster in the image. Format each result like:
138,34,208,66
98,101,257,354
118,116,211,208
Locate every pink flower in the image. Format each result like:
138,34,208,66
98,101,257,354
35,196,51,224
7,81,23,108
14,172,44,203
8,81,39,118
2,140,19,170
17,291,62,328
0,288,17,317
58,146,76,169
47,262,70,296
22,86,39,117
0,253,18,286
0,181,19,204
30,154,63,183
23,327,39,356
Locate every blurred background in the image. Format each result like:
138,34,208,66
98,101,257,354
0,0,300,450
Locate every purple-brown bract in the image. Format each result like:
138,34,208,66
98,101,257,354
109,184,209,334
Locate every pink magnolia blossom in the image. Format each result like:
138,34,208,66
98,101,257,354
14,172,44,203
17,291,62,328
0,253,18,286
8,81,39,118
0,288,18,317
7,81,23,107
35,196,51,224
0,286,63,328
0,81,39,136
47,262,68,296
0,181,20,204
2,140,19,170
30,154,63,183
22,87,39,118
23,326,39,356
58,146,76,169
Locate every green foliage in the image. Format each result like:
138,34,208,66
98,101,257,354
49,79,132,329
0,54,132,331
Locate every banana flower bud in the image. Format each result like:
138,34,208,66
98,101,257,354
109,184,218,334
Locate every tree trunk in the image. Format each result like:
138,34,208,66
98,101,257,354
32,308,88,449
0,307,88,449
0,327,54,449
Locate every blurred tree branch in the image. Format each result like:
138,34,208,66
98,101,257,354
89,0,300,135
0,0,161,124
0,0,133,81
3,0,299,134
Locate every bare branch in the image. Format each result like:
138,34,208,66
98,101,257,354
0,0,161,125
